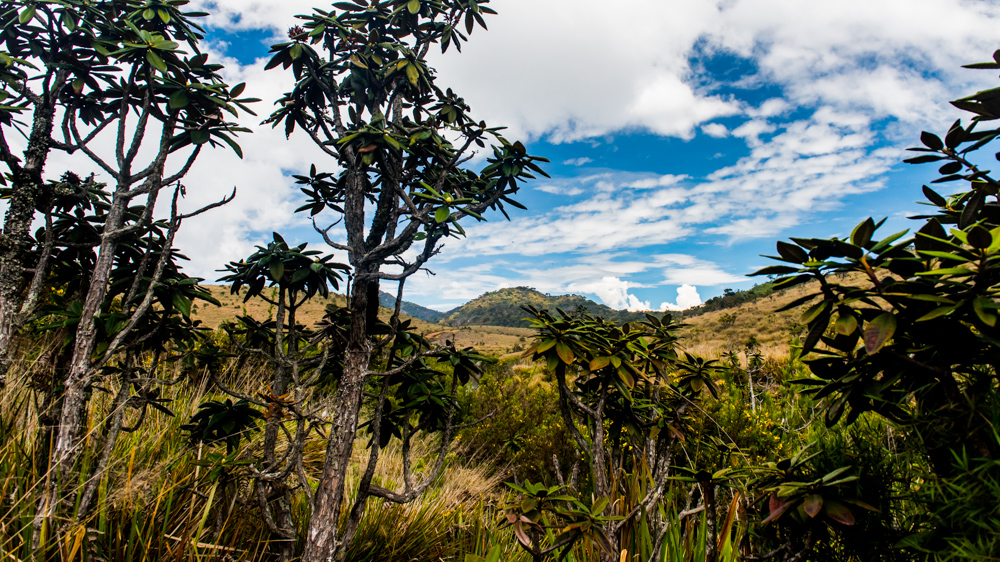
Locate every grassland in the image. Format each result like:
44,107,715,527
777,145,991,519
195,275,866,362
194,286,535,356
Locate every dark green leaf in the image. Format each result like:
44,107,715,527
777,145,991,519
968,225,992,249
146,51,167,73
938,161,963,175
851,218,875,248
776,241,808,263
960,193,984,229
974,297,997,327
904,154,944,164
168,90,189,110
945,121,967,148
173,294,192,317
922,185,947,206
920,131,943,150
269,261,285,282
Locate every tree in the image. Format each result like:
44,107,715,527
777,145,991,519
520,307,718,562
261,1,548,559
0,0,254,541
215,233,347,560
753,49,1000,557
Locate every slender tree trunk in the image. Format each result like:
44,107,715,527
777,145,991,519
302,273,372,562
336,373,392,556
33,196,128,540
75,371,131,518
261,290,294,561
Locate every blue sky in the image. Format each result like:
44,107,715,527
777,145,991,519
28,0,1000,312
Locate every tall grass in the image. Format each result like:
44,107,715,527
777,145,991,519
0,340,749,562
0,348,523,561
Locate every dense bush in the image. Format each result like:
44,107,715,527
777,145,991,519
457,359,576,483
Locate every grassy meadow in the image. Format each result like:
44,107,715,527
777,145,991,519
0,271,965,561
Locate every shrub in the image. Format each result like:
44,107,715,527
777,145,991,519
457,360,575,483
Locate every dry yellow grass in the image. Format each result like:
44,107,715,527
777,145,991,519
194,273,868,360
678,272,869,359
193,285,534,355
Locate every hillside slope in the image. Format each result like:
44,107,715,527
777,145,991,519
193,275,860,359
191,285,533,355
193,286,446,333
378,291,446,323
678,273,867,357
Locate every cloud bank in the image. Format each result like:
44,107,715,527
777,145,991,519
6,0,997,310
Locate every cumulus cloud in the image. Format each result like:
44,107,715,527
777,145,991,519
445,104,894,260
702,123,729,138
569,277,652,312
9,0,997,300
661,285,703,311
0,43,337,282
536,184,584,196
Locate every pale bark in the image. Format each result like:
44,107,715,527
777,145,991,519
301,273,372,562
0,93,57,385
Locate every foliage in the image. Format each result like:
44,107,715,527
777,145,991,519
910,435,1000,560
0,0,254,543
503,480,621,561
521,306,721,560
220,232,348,302
457,359,575,482
754,49,1000,557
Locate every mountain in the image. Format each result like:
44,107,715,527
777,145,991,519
378,291,446,323
440,287,651,328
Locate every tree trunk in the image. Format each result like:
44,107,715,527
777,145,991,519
261,290,294,561
33,196,127,541
302,274,373,562
0,103,56,385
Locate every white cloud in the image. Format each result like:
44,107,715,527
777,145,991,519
702,123,729,138
8,0,998,299
569,277,652,312
625,174,689,190
661,285,703,311
157,49,335,277
187,0,999,307
445,103,894,260
192,0,1000,142
536,184,584,196
0,42,332,282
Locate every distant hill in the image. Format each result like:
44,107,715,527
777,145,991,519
378,291,446,323
440,287,651,328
